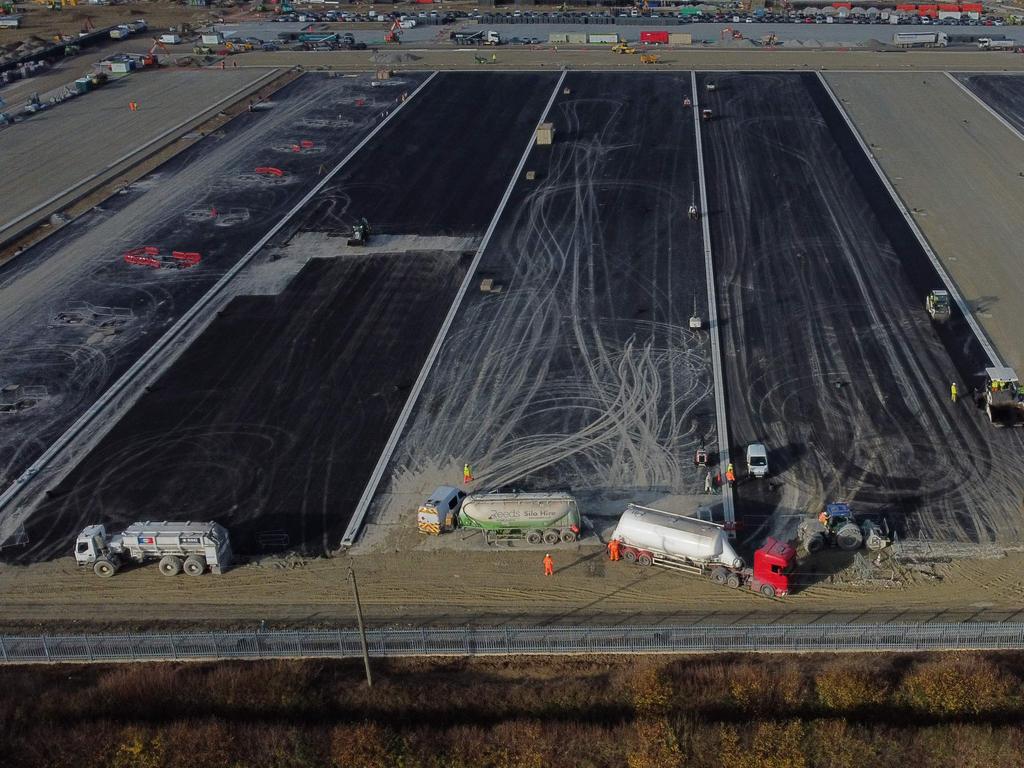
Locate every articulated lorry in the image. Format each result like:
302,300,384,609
892,31,948,48
418,486,581,544
75,521,232,577
611,504,795,598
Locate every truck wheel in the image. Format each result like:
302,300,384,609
183,555,207,576
760,584,776,598
93,558,117,578
622,549,637,563
711,567,728,585
726,573,741,589
560,529,577,543
637,553,653,566
525,530,543,545
836,523,863,551
159,555,183,576
542,529,561,546
805,533,825,553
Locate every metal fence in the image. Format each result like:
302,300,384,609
4,623,1024,663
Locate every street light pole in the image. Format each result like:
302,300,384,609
348,567,373,688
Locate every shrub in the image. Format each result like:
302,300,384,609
627,717,683,768
899,653,1015,717
814,665,889,713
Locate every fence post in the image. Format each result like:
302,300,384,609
504,626,511,654
421,627,427,655
85,635,94,662
42,636,50,661
0,636,7,662
170,635,178,660
255,631,263,659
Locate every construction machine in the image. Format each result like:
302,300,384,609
640,53,659,64
926,289,950,321
798,502,890,553
983,367,1024,427
612,43,636,54
347,218,370,246
385,19,401,44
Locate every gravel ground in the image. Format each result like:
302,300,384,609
827,71,1024,372
0,67,271,242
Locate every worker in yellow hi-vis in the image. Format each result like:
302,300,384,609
950,382,958,403
463,463,474,485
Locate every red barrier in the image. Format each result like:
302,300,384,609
254,166,285,176
123,246,161,268
300,139,314,149
171,251,202,266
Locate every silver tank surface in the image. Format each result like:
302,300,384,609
612,504,743,568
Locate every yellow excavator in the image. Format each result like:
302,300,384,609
612,43,637,54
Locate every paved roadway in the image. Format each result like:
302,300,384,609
366,70,719,550
698,71,1024,545
0,72,423,554
828,72,1024,374
0,68,270,243
15,72,560,560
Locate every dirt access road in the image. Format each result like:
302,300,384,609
1,541,1023,634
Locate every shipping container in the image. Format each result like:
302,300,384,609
567,32,587,44
587,33,619,44
669,32,692,45
640,30,669,44
548,33,569,43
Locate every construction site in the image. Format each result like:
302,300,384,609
3,2,1024,653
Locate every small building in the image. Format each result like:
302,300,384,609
536,122,554,145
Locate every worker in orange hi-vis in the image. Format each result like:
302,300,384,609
463,463,473,485
725,463,736,487
543,553,554,576
607,539,620,562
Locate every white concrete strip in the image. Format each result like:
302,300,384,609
690,70,735,531
0,68,281,243
817,71,1002,368
0,71,439,524
341,69,568,549
945,71,1024,144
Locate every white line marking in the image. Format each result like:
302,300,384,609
0,71,439,524
817,71,1002,368
0,68,281,242
945,71,1024,144
690,71,735,530
341,70,568,548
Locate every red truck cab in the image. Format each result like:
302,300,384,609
752,537,796,597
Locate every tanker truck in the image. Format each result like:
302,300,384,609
610,504,795,598
75,521,232,577
417,486,581,545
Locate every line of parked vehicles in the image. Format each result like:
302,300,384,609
478,9,1010,26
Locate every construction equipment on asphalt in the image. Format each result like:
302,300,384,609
983,366,1024,427
611,43,636,54
536,122,554,145
611,504,795,598
417,486,582,544
193,45,213,55
683,96,692,107
385,19,401,44
798,502,890,553
926,289,951,321
347,217,370,246
688,294,703,330
640,53,659,64
75,521,233,578
0,384,47,412
701,108,713,121
706,81,717,92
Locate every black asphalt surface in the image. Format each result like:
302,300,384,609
955,73,1024,134
291,72,560,238
698,72,1024,544
14,73,559,561
378,72,715,508
0,73,423,498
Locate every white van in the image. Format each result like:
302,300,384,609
746,443,769,478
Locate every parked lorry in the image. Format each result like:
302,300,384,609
978,38,1016,50
75,521,232,577
798,502,889,553
640,30,670,44
984,366,1024,427
610,504,795,598
417,486,581,544
449,30,501,45
892,31,948,47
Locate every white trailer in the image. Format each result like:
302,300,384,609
978,38,1016,50
75,521,232,577
892,31,948,48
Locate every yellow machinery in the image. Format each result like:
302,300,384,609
612,43,637,54
640,53,659,64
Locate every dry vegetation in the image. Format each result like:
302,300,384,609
3,651,1024,766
